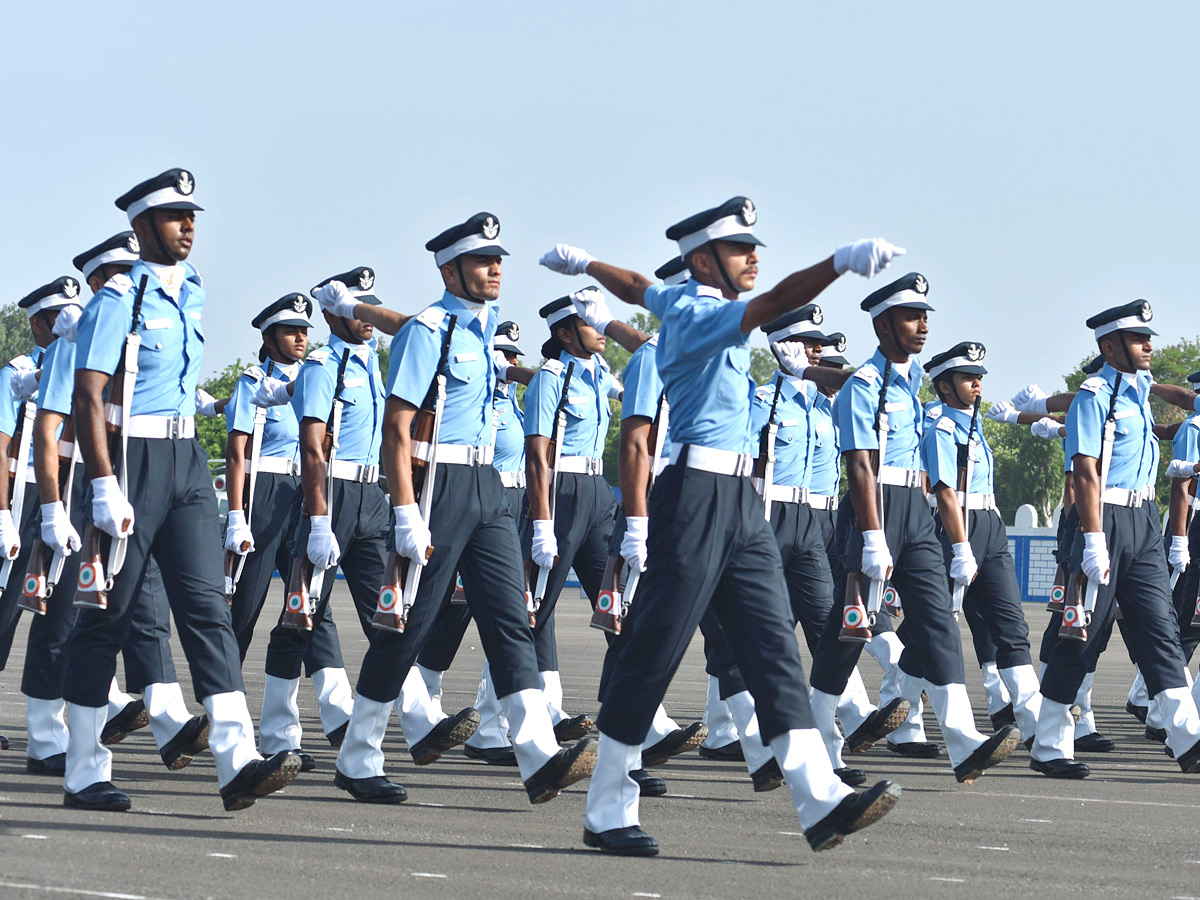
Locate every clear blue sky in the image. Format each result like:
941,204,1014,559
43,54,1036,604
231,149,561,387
3,2,1197,397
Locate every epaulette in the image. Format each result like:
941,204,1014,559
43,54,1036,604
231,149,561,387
305,349,330,366
183,261,203,286
542,358,567,376
3,354,33,372
755,384,775,400
852,364,879,385
243,365,265,382
596,354,611,372
415,305,447,331
925,403,943,420
104,272,134,296
936,416,957,433
1189,416,1200,430
1079,375,1106,394
647,334,659,347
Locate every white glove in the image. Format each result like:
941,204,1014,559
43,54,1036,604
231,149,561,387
1170,535,1191,571
223,509,255,555
313,280,359,319
493,349,513,384
91,475,134,539
0,509,20,559
985,400,1020,425
950,541,978,586
393,503,432,565
531,519,558,569
832,238,906,278
1081,532,1111,585
307,515,340,569
620,516,649,572
539,243,596,276
196,388,218,417
254,377,293,407
1011,384,1049,415
11,368,38,402
570,287,613,333
1167,459,1200,480
40,501,81,556
52,305,82,342
774,341,809,377
860,529,894,581
1031,417,1064,440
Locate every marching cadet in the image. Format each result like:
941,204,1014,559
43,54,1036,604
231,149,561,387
1165,370,1200,677
540,196,905,855
1033,301,1200,777
807,274,1020,786
323,212,596,805
66,167,300,811
920,342,1043,742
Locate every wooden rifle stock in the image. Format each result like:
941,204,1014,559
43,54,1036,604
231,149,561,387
281,553,317,631
1058,571,1089,641
839,572,871,642
590,553,623,635
75,526,108,609
1046,564,1067,613
18,541,51,615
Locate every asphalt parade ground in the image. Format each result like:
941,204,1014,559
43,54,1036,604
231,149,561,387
1,586,1198,900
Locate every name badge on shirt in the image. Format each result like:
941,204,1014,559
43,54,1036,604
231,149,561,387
344,377,366,388
144,318,172,330
884,401,908,412
568,396,588,405
1113,409,1137,420
780,419,800,427
455,352,478,363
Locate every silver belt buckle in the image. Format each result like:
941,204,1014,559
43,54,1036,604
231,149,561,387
168,416,182,439
471,445,486,467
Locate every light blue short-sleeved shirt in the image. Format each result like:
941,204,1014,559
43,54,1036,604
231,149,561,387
620,335,670,457
832,348,924,469
643,280,754,454
37,339,74,416
1,348,44,437
226,361,301,461
1172,413,1200,467
524,352,614,458
74,260,205,417
386,292,497,447
492,385,525,474
1065,364,1158,491
750,372,814,488
292,334,383,466
920,403,993,494
808,392,840,496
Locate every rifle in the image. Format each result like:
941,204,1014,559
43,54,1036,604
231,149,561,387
372,317,456,632
950,397,982,616
1173,472,1197,595
841,359,893,642
592,391,669,635
281,349,350,630
0,398,37,594
524,361,575,628
77,274,148,609
18,422,80,614
224,359,274,605
752,374,785,523
1060,375,1122,642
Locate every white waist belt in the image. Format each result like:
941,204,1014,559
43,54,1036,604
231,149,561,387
58,440,75,458
433,443,495,467
877,466,924,488
257,456,300,476
498,470,526,489
6,460,38,483
807,493,838,511
1101,485,1155,508
125,415,195,439
669,444,754,477
1192,494,1200,512
764,485,839,511
329,460,379,483
557,455,603,476
956,492,997,511
653,456,670,477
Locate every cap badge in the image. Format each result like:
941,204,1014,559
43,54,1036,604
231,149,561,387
63,279,79,299
358,269,375,291
965,343,984,362
126,234,140,254
481,216,500,240
739,199,757,226
810,306,824,325
913,274,928,294
176,171,194,196
835,335,848,352
292,296,307,313
1139,301,1153,322
501,322,519,341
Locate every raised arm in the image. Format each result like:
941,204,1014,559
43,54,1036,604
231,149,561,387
741,258,840,334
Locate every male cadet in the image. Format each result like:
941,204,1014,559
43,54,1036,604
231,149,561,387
1033,301,1200,777
1166,370,1200,678
807,274,1020,786
540,196,905,855
67,168,299,811
920,343,1043,742
323,212,596,806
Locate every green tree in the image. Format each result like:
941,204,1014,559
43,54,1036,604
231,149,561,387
0,303,32,364
198,359,247,463
601,313,660,485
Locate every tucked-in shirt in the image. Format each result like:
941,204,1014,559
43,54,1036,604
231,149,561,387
833,347,924,469
492,384,525,474
619,335,670,457
226,361,301,462
1065,363,1159,491
920,403,993,494
750,372,815,488
74,260,205,417
808,391,840,496
643,279,754,453
525,351,614,458
387,292,497,447
292,334,383,466
1172,413,1200,467
36,340,74,416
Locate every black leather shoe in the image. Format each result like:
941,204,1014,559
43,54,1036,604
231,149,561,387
160,715,209,770
836,766,868,787
642,721,708,767
1030,757,1089,779
297,750,317,772
1125,700,1148,723
64,781,131,812
583,825,659,856
27,753,66,776
1145,725,1168,744
698,741,744,762
1176,739,1200,773
751,758,784,792
333,769,408,803
221,750,301,811
463,744,518,766
0,733,9,750
805,780,902,851
101,699,148,746
845,699,910,753
631,768,667,797
1075,732,1115,753
886,740,943,759
525,737,597,804
1023,736,1034,751
989,704,1016,731
410,708,480,765
553,714,594,743
954,724,1020,784
326,722,347,749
